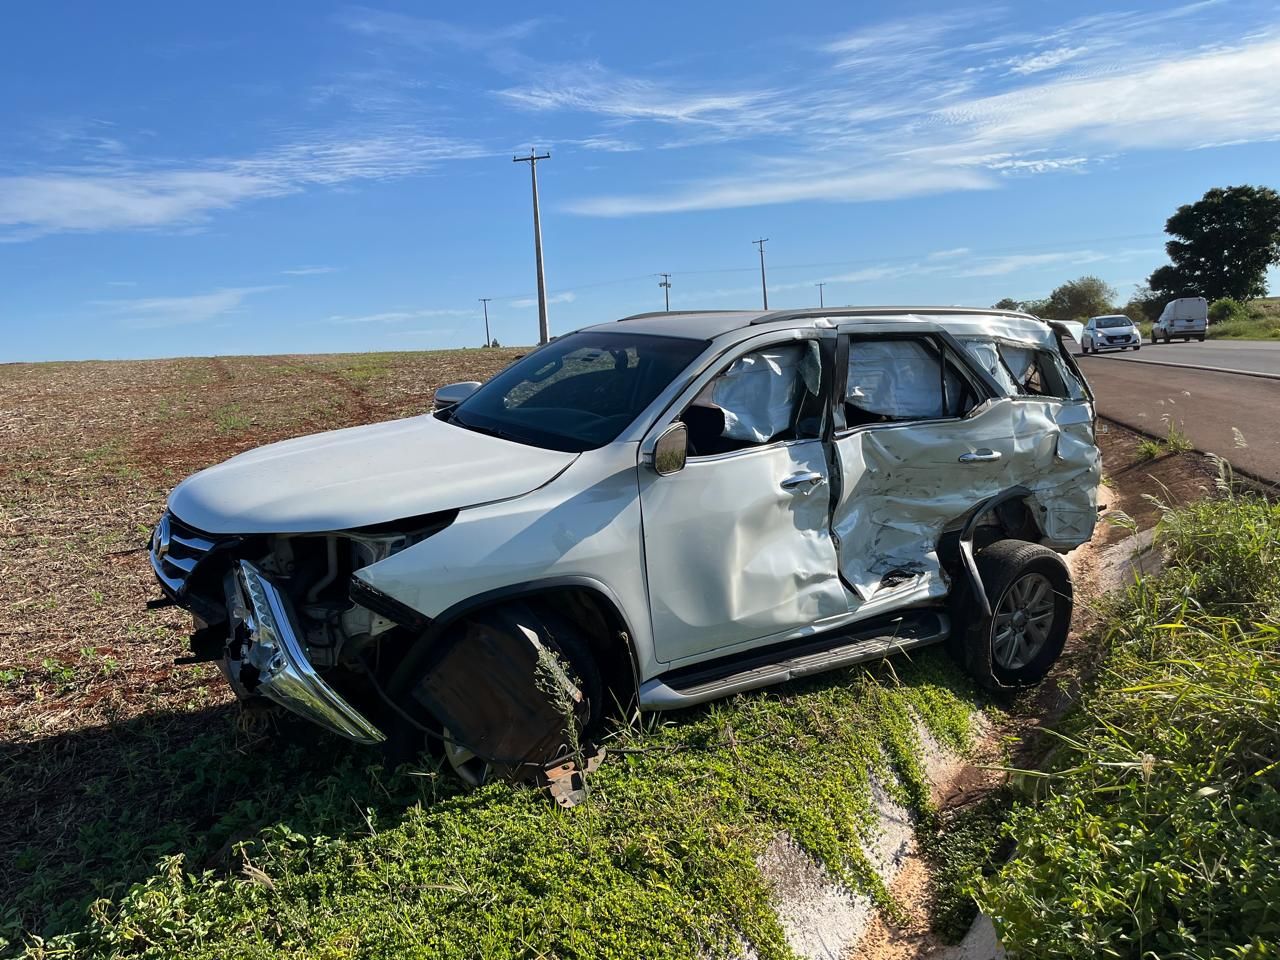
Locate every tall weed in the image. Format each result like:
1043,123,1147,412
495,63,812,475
978,489,1280,957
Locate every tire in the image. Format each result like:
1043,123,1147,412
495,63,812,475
1134,344,1141,351
1198,335,1206,342
959,540,1073,689
382,602,603,781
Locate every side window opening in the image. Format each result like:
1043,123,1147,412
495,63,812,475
960,336,1086,402
681,341,821,457
844,337,978,426
998,343,1084,400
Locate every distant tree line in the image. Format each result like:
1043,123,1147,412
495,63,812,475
995,185,1280,321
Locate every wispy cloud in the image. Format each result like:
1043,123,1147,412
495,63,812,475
1004,45,1089,75
281,265,340,276
0,131,485,240
93,286,276,329
955,250,1108,278
327,307,475,324
336,7,543,52
511,291,576,308
566,164,992,216
554,9,1280,216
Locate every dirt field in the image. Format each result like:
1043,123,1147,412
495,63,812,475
0,349,1218,948
0,349,525,939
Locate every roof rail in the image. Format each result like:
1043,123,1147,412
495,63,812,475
616,309,745,322
748,306,1041,325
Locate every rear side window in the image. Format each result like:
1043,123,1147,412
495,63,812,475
844,338,978,425
960,336,1086,401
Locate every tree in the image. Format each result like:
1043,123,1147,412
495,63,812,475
1123,284,1165,323
1148,185,1280,302
1041,275,1116,320
992,297,1022,311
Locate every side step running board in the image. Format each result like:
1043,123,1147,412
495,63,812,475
639,610,950,710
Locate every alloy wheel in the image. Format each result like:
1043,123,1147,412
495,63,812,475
991,572,1056,670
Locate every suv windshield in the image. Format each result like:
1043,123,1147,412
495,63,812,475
1095,316,1131,329
448,331,708,452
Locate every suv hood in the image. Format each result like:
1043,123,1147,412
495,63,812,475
169,414,578,534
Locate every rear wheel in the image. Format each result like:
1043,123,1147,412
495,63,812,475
960,540,1073,688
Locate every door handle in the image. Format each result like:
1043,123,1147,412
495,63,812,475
958,449,1002,464
780,471,824,493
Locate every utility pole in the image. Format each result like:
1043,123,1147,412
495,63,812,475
753,238,769,310
513,150,551,344
815,282,826,309
478,298,492,347
658,273,672,311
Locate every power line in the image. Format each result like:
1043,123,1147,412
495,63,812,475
513,150,551,345
414,229,1171,319
658,273,672,311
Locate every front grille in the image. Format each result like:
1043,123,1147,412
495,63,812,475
150,511,218,599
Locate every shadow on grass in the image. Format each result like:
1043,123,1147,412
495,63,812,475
1,648,987,950
0,703,429,944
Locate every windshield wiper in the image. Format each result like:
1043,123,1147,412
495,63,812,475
449,413,521,444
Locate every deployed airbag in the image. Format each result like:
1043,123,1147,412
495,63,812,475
710,342,820,443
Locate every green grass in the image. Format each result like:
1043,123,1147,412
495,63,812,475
212,404,253,434
978,477,1280,957
2,654,979,959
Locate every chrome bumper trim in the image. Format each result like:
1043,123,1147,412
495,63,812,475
237,560,386,744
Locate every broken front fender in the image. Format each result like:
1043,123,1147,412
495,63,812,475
231,560,385,744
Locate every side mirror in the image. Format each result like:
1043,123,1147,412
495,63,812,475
650,422,688,476
434,381,481,410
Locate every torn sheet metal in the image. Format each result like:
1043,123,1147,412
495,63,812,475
831,397,1100,602
708,341,820,442
410,606,593,785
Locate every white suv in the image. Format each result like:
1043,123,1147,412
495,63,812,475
1082,314,1141,353
149,308,1100,786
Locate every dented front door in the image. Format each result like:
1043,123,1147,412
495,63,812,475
639,437,848,664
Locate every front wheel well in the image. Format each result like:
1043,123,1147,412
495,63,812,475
430,585,640,720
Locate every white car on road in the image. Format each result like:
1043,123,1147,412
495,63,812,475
1082,314,1141,353
149,307,1101,787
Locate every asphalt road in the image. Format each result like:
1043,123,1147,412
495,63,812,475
1078,347,1280,484
1081,338,1280,377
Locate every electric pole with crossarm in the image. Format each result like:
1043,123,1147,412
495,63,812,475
658,273,671,311
754,238,769,310
513,150,551,344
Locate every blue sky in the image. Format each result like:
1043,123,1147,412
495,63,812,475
3,0,1280,361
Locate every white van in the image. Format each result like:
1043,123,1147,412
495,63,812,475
1152,297,1208,344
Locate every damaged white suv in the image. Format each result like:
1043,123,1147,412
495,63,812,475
149,308,1099,787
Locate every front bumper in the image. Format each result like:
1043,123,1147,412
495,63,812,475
1098,335,1138,349
229,560,385,744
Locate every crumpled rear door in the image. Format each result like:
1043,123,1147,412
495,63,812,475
832,400,1018,601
